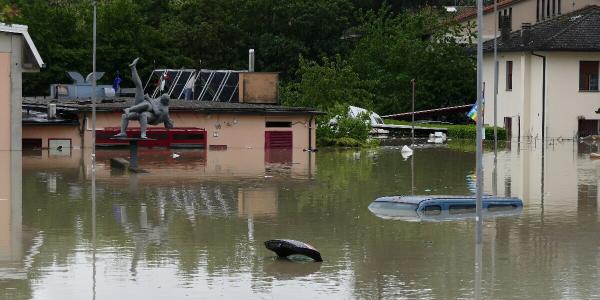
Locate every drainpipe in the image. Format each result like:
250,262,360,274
308,115,314,151
532,51,546,218
531,52,546,141
79,113,87,149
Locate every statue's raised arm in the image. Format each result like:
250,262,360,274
113,58,174,139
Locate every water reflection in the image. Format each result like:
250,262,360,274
0,150,38,300
2,142,600,298
263,259,322,279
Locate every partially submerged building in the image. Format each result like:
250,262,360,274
0,23,44,151
481,5,600,140
22,97,320,150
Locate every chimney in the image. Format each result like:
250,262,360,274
48,103,57,119
521,23,532,46
248,49,255,72
500,15,512,42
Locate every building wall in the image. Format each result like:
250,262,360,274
0,32,25,151
484,51,600,140
78,111,316,149
0,52,10,150
546,52,600,139
461,0,600,41
22,125,81,149
462,0,536,41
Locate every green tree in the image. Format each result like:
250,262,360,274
282,55,376,146
350,6,475,115
282,55,374,110
241,0,355,76
0,1,20,23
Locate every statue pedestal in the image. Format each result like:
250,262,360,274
110,137,156,172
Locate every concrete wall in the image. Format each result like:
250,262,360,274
483,51,600,140
77,111,316,149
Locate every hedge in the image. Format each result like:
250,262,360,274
383,120,507,140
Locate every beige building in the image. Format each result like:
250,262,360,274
22,98,320,150
480,5,600,140
0,23,41,287
457,0,600,41
0,23,44,151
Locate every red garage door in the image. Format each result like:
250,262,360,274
265,131,293,148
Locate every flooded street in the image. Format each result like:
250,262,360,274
2,142,600,299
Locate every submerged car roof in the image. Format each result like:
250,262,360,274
374,195,522,205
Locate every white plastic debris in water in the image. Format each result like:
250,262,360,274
401,145,413,159
427,131,447,144
172,153,180,159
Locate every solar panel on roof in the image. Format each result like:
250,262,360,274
144,69,244,102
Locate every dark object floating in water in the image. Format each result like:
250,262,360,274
264,239,323,262
368,195,523,222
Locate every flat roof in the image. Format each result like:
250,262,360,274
22,97,323,116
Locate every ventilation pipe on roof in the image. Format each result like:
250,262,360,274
48,103,56,119
249,49,255,72
521,23,532,46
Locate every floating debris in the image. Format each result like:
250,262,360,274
264,239,323,262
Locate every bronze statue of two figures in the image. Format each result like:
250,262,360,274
113,58,174,139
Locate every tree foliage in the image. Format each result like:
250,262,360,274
281,55,375,111
9,0,475,118
349,6,475,114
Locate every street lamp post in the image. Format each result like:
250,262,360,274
493,0,499,197
493,0,498,148
411,79,415,146
475,0,484,245
91,0,97,162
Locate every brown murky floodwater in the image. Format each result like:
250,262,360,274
1,141,600,299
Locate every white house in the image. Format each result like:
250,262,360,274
481,5,600,140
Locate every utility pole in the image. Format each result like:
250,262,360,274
475,0,484,245
91,0,97,163
493,0,499,197
91,3,98,299
411,79,415,146
493,0,498,152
